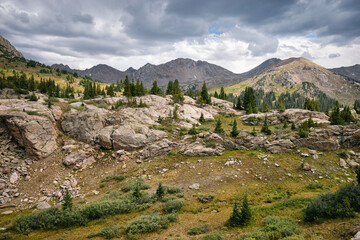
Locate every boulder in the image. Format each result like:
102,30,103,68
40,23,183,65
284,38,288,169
61,106,107,143
339,158,347,168
112,126,146,150
138,139,175,160
0,112,57,158
265,139,295,154
183,142,223,157
37,202,51,209
96,126,114,149
189,183,200,190
9,172,19,184
235,136,267,150
62,150,95,169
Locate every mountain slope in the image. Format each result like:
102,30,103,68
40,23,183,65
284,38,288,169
330,64,360,82
218,57,360,105
0,35,24,58
239,58,281,79
53,58,241,89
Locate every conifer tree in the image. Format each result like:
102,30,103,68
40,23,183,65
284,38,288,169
150,80,163,95
132,185,141,198
166,80,174,95
243,87,257,114
214,91,219,98
341,105,354,123
277,98,285,112
354,100,360,114
123,76,132,97
230,119,239,137
199,112,205,123
236,96,243,110
214,118,225,134
291,122,296,130
156,182,165,199
261,115,272,135
330,101,344,125
200,82,211,104
283,121,288,128
219,87,226,100
240,193,252,226
228,200,242,227
62,188,73,211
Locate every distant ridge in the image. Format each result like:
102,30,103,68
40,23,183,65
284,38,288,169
0,35,24,58
330,64,360,82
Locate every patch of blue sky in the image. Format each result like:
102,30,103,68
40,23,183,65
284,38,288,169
305,32,316,38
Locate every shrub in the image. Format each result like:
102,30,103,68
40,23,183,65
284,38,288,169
188,124,198,135
305,182,323,190
304,183,360,222
164,185,182,194
101,175,125,182
197,195,215,203
241,216,301,240
261,116,272,135
98,225,121,239
163,199,184,213
121,180,150,192
13,196,154,233
188,224,210,235
25,111,46,117
0,232,12,240
202,231,224,240
125,213,169,236
156,182,165,199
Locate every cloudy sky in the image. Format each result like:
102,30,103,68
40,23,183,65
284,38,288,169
0,0,359,73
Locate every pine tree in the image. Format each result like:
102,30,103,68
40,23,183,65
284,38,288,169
199,112,205,123
214,118,224,134
243,87,257,114
264,103,271,112
200,82,211,104
236,97,243,110
123,76,132,97
166,80,174,95
219,87,226,100
291,122,296,130
62,188,73,211
150,80,163,95
172,79,184,103
261,115,272,135
214,91,219,98
173,105,179,119
277,98,285,112
230,119,239,137
330,101,344,125
240,193,252,226
341,105,354,123
228,200,242,227
156,182,165,199
283,121,288,128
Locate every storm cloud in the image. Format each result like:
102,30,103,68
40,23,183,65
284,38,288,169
0,0,359,72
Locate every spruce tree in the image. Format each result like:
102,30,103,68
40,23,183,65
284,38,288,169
243,87,257,114
173,105,179,119
123,76,132,97
200,82,211,104
219,87,226,100
240,193,252,226
277,98,285,112
228,200,242,227
230,119,239,137
150,80,163,95
261,115,272,135
354,100,360,114
214,91,219,98
62,188,73,211
236,96,243,110
132,185,141,198
156,182,165,199
214,118,224,134
330,101,344,125
166,80,174,95
199,112,205,123
341,105,354,123
283,121,288,128
291,122,296,130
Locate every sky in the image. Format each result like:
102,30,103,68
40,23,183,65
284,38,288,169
0,0,359,73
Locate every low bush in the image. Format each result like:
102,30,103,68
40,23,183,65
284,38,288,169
13,196,154,233
241,216,301,240
188,224,210,235
304,183,360,222
88,225,121,239
162,199,184,213
164,185,182,194
121,180,150,192
197,195,215,203
101,175,125,183
125,213,170,237
305,182,323,190
202,231,224,240
0,232,12,240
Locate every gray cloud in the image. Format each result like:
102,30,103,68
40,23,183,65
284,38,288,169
0,0,358,70
329,53,341,58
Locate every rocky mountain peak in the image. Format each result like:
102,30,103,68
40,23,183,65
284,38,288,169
0,35,24,58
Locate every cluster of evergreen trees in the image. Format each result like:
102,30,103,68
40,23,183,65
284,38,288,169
166,79,184,102
0,72,75,98
123,76,147,97
329,101,355,125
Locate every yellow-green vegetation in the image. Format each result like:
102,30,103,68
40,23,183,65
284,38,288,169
1,143,358,240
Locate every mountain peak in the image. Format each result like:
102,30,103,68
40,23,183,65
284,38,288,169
0,35,24,58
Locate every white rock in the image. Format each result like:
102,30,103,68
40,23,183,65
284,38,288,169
189,183,200,190
37,202,51,209
9,172,19,184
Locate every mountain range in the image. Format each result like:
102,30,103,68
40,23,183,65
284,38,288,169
0,34,359,104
